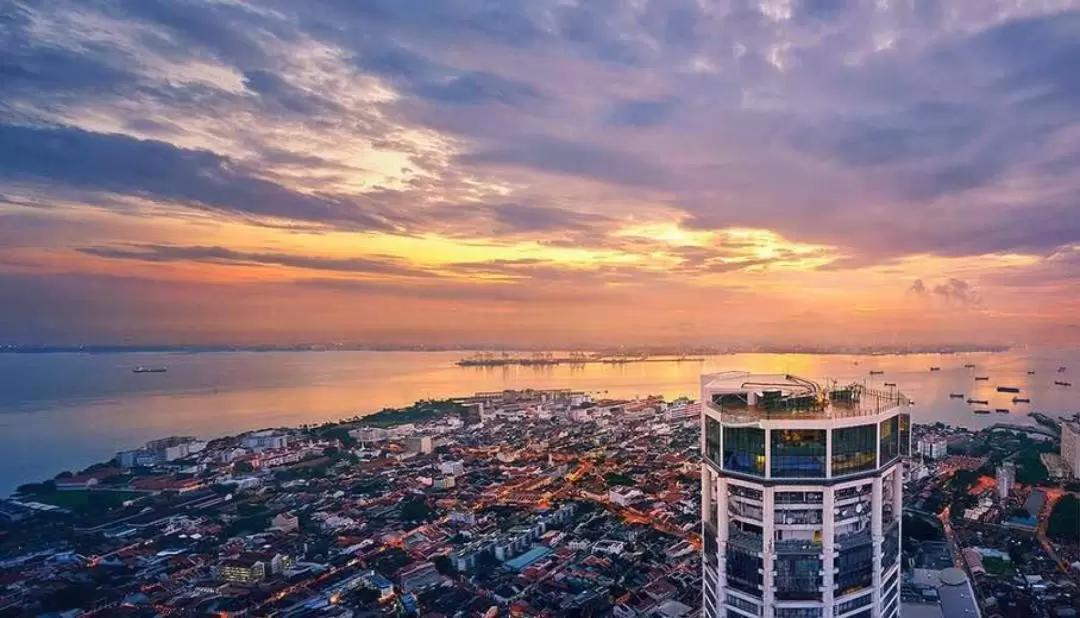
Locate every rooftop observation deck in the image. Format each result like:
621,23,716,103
703,371,911,423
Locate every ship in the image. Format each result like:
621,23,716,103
995,408,1010,414
996,386,1020,393
967,398,989,405
1055,381,1072,387
1028,371,1036,375
869,370,884,376
930,367,941,371
973,409,991,415
133,366,167,373
964,363,976,368
1012,397,1030,404
884,382,897,387
949,393,965,399
974,376,989,381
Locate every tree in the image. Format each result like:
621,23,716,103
234,461,255,474
433,555,454,575
399,498,434,522
1047,495,1080,544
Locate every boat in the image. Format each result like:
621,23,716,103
133,366,167,373
1027,371,1036,375
869,370,884,376
967,398,989,405
930,367,941,372
1055,381,1072,387
884,382,897,387
949,393,965,399
996,386,1020,393
974,376,989,381
973,409,991,415
1012,397,1030,404
995,408,1009,414
964,363,976,369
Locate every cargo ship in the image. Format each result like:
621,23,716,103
973,409,991,415
974,376,989,381
133,366,167,373
949,393,965,399
1027,371,1035,375
995,409,1009,414
1055,381,1072,387
869,370,884,376
964,363,976,369
967,398,989,405
884,382,897,387
930,367,941,372
996,386,1020,393
1012,397,1030,404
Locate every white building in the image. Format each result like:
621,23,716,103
439,460,465,476
997,462,1015,501
609,487,643,507
1061,421,1080,478
916,438,948,460
242,431,290,451
433,477,456,490
701,372,909,618
407,435,434,455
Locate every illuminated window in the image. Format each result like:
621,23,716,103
771,429,826,478
832,425,877,476
723,427,766,476
880,417,899,464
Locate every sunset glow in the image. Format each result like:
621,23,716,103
2,0,1079,347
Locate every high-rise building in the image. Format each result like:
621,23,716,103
1061,421,1080,478
701,372,910,618
996,462,1015,501
916,437,947,460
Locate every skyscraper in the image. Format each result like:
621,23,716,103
996,462,1015,501
701,372,910,618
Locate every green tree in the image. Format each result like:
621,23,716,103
399,497,434,522
234,461,255,474
1047,495,1080,544
433,555,454,575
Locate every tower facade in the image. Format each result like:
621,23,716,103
701,372,910,618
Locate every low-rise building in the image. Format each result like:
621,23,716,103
397,561,440,592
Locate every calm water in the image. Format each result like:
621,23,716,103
1,349,1077,495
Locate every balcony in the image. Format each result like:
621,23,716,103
775,538,824,555
835,528,873,550
727,527,765,552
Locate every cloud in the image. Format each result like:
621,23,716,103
909,279,928,296
459,135,671,188
78,244,430,277
0,123,401,231
932,278,977,304
606,98,676,128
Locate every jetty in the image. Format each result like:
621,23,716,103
456,353,706,367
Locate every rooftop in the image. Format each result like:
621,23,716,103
702,371,911,422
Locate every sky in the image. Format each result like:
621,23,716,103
2,0,1079,348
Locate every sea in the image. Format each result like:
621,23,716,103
1,348,1077,496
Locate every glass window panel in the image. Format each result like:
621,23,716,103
705,416,721,466
880,416,899,464
725,547,764,597
774,555,823,601
771,429,826,478
831,425,877,476
899,413,911,457
723,427,766,476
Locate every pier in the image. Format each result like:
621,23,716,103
456,353,706,367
